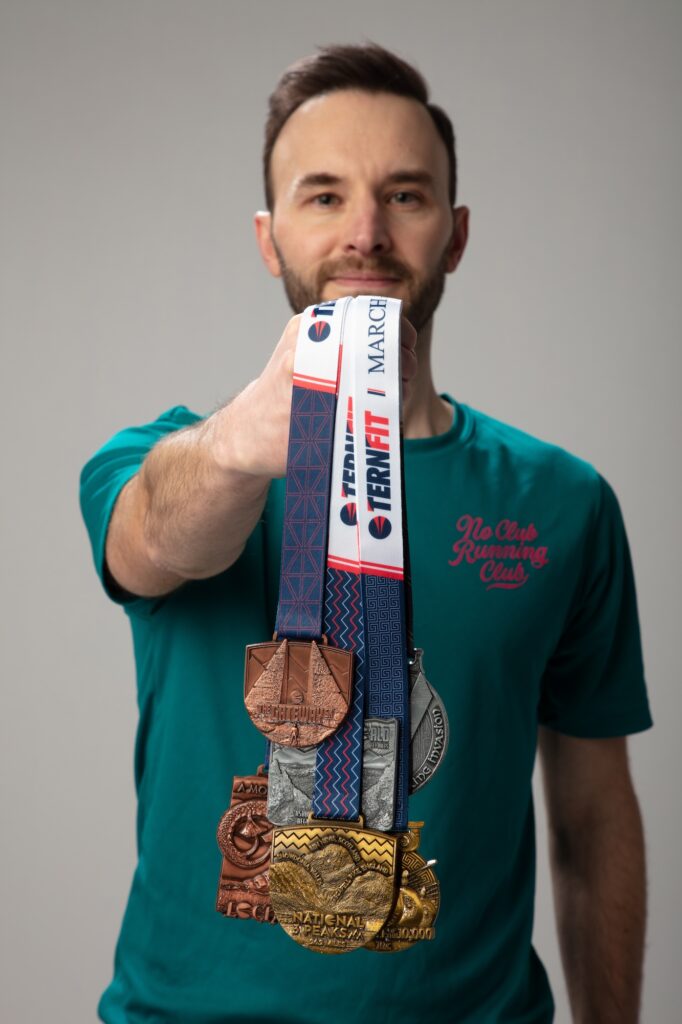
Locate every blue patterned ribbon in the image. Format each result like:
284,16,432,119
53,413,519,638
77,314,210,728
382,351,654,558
274,300,348,640
312,324,366,820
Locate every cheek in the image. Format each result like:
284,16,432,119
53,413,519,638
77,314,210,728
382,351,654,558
275,211,337,261
397,217,451,266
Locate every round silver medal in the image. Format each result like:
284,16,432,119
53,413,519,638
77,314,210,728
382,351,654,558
409,648,449,792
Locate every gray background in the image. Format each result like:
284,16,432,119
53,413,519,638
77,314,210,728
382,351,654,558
1,1,680,1020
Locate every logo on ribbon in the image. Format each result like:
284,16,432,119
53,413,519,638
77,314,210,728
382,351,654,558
340,502,357,526
308,321,331,342
369,516,392,539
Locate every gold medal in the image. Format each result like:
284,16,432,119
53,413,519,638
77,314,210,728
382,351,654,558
365,822,440,952
268,815,398,954
244,637,353,747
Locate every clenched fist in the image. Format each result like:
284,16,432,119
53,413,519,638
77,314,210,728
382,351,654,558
215,312,418,480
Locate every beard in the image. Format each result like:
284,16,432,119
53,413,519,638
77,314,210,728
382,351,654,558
272,239,450,333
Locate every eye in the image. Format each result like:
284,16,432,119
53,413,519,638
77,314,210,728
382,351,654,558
312,193,340,207
390,191,421,205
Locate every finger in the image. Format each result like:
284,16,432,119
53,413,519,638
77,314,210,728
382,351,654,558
272,315,301,377
400,316,417,351
283,314,302,348
401,344,418,382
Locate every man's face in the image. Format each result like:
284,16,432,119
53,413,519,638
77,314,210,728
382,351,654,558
256,90,467,331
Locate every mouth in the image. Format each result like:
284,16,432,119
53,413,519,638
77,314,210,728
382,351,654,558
328,274,402,287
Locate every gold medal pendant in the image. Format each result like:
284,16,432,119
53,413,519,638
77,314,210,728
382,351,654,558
244,637,353,747
365,822,440,952
268,816,398,954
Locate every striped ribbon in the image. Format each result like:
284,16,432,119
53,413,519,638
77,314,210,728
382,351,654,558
312,297,410,831
312,309,365,820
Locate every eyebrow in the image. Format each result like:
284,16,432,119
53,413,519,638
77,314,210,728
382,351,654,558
384,170,435,189
292,169,436,194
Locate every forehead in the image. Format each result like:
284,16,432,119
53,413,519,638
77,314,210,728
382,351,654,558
270,89,450,202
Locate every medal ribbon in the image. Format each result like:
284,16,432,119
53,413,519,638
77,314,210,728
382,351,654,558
312,297,410,830
352,296,410,831
273,299,350,640
312,302,366,820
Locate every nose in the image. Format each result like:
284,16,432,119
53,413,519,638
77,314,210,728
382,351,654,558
342,196,391,257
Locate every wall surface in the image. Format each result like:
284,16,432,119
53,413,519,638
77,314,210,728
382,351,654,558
1,1,680,1021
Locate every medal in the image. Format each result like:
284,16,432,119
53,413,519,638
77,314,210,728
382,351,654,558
409,648,450,792
270,299,410,954
361,718,399,830
221,297,444,954
267,718,398,829
266,742,317,825
268,816,398,953
244,299,353,747
244,637,353,746
215,766,276,924
365,821,440,952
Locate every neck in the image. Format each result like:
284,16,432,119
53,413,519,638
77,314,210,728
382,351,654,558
402,318,454,439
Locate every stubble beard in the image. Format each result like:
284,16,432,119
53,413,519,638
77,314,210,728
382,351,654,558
272,237,450,333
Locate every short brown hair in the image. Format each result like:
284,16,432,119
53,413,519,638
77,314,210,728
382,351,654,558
263,43,457,210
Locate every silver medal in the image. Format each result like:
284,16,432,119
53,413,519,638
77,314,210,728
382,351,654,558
266,742,317,826
361,718,399,830
267,718,398,831
409,648,449,792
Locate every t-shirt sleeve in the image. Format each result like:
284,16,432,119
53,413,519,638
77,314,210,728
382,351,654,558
79,404,204,609
538,473,653,738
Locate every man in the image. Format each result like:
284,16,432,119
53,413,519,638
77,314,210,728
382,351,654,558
80,43,652,1023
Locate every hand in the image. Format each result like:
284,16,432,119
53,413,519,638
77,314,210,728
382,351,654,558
216,314,301,479
215,310,419,480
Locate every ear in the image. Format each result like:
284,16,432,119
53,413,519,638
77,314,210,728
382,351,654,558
254,211,282,278
445,206,469,274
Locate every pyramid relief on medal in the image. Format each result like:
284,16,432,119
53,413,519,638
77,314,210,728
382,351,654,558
244,638,353,747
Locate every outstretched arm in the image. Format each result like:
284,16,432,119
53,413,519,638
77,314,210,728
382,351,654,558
105,316,302,597
105,314,418,599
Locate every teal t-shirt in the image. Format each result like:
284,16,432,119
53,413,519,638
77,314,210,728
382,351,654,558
79,395,652,1024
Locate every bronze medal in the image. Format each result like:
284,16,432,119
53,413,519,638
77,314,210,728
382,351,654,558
244,637,353,747
365,821,440,952
215,766,277,925
269,815,398,954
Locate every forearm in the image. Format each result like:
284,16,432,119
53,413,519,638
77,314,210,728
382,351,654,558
106,319,301,597
138,400,271,578
549,788,647,1023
